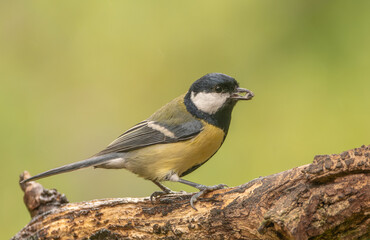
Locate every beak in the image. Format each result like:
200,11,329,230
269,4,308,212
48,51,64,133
230,87,254,100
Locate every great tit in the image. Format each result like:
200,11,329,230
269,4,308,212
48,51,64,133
21,73,254,209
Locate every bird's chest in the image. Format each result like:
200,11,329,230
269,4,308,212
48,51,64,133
176,123,225,171
125,122,225,181
158,122,225,179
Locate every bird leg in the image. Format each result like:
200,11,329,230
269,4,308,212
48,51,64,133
177,178,227,210
150,179,227,210
150,180,182,203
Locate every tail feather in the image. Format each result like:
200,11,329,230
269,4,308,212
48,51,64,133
20,153,124,184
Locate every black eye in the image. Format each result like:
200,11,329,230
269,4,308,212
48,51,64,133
215,85,223,93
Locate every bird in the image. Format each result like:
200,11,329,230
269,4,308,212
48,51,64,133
21,73,254,209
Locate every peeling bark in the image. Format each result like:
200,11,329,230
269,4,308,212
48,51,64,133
13,145,370,240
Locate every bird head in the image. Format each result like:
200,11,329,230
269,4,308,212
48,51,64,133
187,73,254,115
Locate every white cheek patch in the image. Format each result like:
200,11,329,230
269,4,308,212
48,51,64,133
190,91,230,114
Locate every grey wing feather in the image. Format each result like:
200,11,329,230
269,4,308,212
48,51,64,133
95,119,203,156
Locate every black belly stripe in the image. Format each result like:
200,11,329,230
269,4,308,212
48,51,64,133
180,133,227,177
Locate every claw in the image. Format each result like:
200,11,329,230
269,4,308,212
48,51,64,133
150,191,167,204
190,184,228,210
150,190,185,204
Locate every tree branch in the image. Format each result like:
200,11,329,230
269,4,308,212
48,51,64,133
13,145,370,240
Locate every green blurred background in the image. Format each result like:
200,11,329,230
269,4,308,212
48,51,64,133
1,0,369,238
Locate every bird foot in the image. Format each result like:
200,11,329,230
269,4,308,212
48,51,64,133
190,184,228,210
150,190,186,204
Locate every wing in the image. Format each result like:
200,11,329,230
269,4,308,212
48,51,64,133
95,95,204,156
95,119,203,156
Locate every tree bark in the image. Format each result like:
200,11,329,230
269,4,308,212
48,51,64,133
13,145,369,240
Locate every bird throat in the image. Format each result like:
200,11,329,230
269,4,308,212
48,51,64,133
184,92,236,135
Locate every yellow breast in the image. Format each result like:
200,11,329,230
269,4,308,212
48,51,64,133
124,121,225,181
